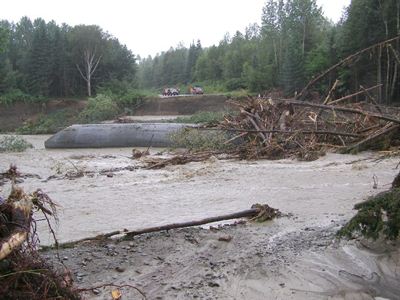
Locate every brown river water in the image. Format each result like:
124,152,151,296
1,135,400,299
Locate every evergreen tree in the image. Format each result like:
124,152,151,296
26,18,52,96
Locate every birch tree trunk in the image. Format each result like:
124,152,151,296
76,48,102,97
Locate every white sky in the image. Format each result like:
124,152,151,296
1,0,351,58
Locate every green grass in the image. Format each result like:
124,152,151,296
173,111,226,125
170,128,234,152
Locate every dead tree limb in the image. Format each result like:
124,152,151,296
359,85,383,113
296,36,400,100
327,84,382,105
388,44,400,65
275,99,400,125
240,109,268,142
125,204,279,237
341,124,400,154
55,204,280,248
215,128,363,138
323,79,340,104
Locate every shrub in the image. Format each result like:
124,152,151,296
97,79,148,107
338,188,400,240
78,94,120,123
17,110,74,134
0,89,47,105
225,78,247,91
0,135,33,152
115,89,146,107
0,89,33,105
170,128,233,151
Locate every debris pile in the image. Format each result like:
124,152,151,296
219,96,400,160
0,176,80,299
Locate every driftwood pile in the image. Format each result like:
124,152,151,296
218,94,400,161
0,170,80,299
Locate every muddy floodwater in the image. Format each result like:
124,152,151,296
1,135,400,299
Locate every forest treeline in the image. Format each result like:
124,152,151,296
138,0,400,103
0,17,137,102
0,0,399,104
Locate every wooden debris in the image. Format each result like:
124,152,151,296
217,95,400,160
0,171,79,299
57,204,282,246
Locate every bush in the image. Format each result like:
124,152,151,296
78,94,120,123
115,90,146,107
17,110,75,134
0,135,33,152
0,89,42,105
97,79,148,107
170,128,233,151
338,188,400,240
225,78,247,91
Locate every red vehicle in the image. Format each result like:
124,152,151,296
189,86,204,95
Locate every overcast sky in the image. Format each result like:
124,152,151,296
1,0,351,58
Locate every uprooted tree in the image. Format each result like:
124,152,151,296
0,168,80,299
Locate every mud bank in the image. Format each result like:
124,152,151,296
0,100,86,132
44,225,400,300
1,135,399,299
134,94,231,116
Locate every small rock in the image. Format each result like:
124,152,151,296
208,281,220,287
279,283,285,288
63,256,68,261
92,289,101,295
115,266,126,273
128,242,135,247
218,235,232,242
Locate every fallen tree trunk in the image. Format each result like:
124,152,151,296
56,204,280,247
296,36,400,100
328,84,382,105
275,99,400,125
340,124,400,154
126,204,279,237
0,187,33,261
209,128,363,138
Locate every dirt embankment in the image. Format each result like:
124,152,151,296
0,95,231,132
0,100,86,132
133,95,232,116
